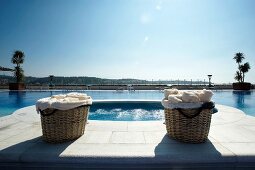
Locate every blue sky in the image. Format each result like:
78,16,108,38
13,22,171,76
0,0,254,83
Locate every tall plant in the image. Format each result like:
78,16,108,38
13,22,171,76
12,50,25,83
233,52,251,83
240,62,250,82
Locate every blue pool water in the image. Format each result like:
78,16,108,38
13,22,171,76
0,90,254,119
89,102,164,121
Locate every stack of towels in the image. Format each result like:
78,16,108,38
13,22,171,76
36,92,92,112
162,89,213,109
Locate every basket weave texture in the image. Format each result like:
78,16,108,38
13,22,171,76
40,105,89,143
164,108,212,143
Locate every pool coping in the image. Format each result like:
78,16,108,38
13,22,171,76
1,103,255,169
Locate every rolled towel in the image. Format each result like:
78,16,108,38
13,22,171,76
36,97,57,112
63,97,80,102
164,88,179,98
175,94,183,100
36,93,92,112
182,91,200,103
66,92,88,100
51,94,66,100
51,99,90,111
168,95,183,103
197,89,213,102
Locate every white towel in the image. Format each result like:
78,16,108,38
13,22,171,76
168,95,182,103
51,94,66,100
36,93,92,112
161,89,213,109
164,88,179,98
66,92,89,100
36,97,55,111
182,91,200,103
197,89,213,102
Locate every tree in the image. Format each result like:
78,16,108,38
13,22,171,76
233,52,251,83
240,62,250,82
234,71,242,82
233,52,244,66
12,50,25,83
233,52,244,82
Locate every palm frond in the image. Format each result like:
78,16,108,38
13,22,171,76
233,52,244,64
234,71,242,82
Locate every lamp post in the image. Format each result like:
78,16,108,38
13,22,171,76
49,75,54,88
207,75,212,87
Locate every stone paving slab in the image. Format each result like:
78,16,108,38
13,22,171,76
0,104,255,169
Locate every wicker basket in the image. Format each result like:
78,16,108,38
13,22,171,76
40,105,90,143
164,107,213,143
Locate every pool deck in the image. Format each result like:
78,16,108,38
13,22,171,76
1,105,255,169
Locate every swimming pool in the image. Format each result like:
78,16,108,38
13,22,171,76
89,101,164,121
0,90,254,118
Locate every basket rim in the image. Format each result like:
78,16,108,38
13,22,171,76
40,105,90,116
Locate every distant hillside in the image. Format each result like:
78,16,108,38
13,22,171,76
0,75,148,85
0,75,207,85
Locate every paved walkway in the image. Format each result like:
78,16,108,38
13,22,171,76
1,104,255,169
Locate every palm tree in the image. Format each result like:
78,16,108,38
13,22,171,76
233,52,244,77
233,52,244,67
233,52,252,90
12,51,24,67
234,71,242,83
12,50,25,83
240,62,251,82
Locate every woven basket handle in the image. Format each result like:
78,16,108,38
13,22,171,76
175,102,215,119
39,109,57,117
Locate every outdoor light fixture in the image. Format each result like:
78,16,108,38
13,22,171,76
49,75,54,88
207,75,212,87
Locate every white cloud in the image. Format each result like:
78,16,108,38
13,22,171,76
140,13,151,24
144,36,149,42
142,36,149,46
156,1,162,10
156,5,161,10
